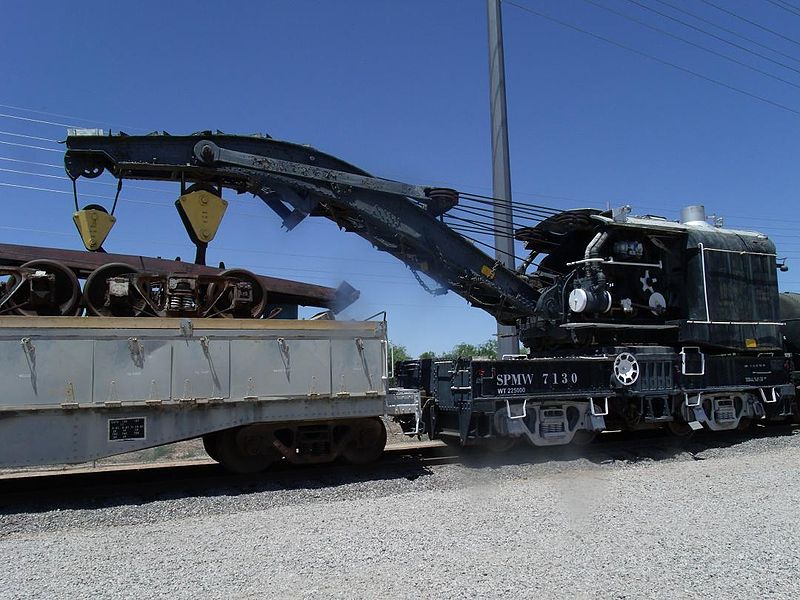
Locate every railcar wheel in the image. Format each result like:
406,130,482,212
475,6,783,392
208,269,268,318
736,417,755,432
341,418,387,464
570,430,597,446
202,432,222,463
666,420,694,437
83,262,144,316
483,437,518,453
441,437,469,452
214,426,276,474
7,260,81,316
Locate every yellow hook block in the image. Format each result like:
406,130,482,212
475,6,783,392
73,207,116,251
176,190,228,243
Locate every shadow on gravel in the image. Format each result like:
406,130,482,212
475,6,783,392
435,422,799,471
0,424,795,514
0,453,439,515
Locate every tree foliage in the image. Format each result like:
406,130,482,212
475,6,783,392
389,342,410,364
439,339,497,360
390,339,499,363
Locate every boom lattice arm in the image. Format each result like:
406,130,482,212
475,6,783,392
65,131,541,324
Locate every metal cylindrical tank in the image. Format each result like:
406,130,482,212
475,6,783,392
680,205,706,225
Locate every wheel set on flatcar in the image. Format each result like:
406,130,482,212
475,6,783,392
0,260,269,319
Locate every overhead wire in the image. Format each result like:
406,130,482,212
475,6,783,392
698,0,800,48
504,0,800,117
0,181,166,207
617,0,800,78
580,0,800,94
0,164,190,194
0,139,61,153
6,111,800,273
0,223,403,273
0,102,146,132
0,130,60,143
651,0,800,65
764,0,800,18
4,135,800,235
0,155,64,170
0,112,74,128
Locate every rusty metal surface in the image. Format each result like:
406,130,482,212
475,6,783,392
0,243,358,310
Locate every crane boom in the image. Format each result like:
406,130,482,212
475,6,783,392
65,131,541,325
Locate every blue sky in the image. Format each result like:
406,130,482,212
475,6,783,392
2,0,800,356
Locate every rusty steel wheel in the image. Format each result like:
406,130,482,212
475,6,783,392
83,262,144,317
340,418,387,465
6,259,81,316
210,268,268,318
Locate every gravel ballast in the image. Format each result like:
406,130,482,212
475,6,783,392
1,431,798,599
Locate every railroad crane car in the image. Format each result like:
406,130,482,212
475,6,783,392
46,130,798,455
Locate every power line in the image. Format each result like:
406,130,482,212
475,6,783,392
0,112,73,128
6,161,800,235
5,151,800,232
0,139,61,153
0,156,63,170
583,0,800,89
0,181,165,207
0,177,371,229
0,220,400,268
0,111,594,212
764,0,800,18
698,0,800,48
652,0,800,66
0,167,68,181
621,0,800,77
582,0,800,92
0,102,145,132
0,130,60,144
0,165,188,195
504,0,800,117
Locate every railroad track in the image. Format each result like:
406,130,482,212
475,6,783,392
0,441,450,510
1,426,797,512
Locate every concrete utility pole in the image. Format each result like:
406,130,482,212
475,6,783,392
487,0,520,356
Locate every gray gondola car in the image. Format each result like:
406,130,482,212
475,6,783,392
0,316,418,473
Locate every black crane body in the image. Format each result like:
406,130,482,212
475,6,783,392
63,131,798,447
